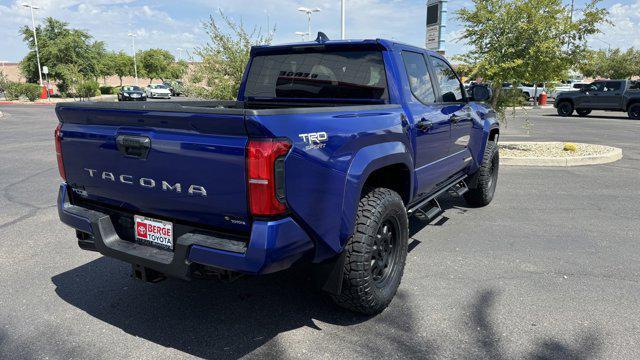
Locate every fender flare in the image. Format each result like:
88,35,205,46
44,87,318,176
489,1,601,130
339,141,413,247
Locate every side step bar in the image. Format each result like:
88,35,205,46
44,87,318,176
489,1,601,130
449,180,469,197
407,175,468,216
414,199,442,221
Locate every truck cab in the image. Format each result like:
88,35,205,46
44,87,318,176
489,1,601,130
56,37,499,314
555,79,640,118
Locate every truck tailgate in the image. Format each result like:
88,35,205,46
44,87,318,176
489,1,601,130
56,104,250,234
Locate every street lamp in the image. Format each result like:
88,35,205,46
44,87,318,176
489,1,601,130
295,31,309,41
128,32,139,86
341,0,346,40
297,7,321,41
22,3,43,87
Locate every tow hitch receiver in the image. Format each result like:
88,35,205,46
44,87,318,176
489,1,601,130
131,264,167,283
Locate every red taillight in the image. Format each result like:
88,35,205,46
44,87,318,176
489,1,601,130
55,123,66,181
247,139,291,217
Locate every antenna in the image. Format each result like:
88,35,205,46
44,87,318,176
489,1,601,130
315,32,330,43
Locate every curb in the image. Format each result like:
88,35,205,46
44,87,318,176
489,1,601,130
500,142,623,167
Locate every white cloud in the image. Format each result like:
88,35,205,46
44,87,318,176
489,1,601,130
0,0,195,61
590,0,640,50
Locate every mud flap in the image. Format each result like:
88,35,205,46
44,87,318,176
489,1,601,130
312,252,346,295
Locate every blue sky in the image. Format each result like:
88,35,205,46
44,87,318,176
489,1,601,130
1,0,639,62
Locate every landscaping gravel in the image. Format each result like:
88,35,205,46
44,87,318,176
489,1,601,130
499,142,617,158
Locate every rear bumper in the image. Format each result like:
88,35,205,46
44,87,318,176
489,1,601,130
57,183,314,279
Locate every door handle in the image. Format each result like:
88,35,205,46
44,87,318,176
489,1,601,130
116,135,151,159
416,118,433,131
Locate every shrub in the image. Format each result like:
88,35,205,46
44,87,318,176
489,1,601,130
3,82,23,101
21,83,42,102
77,80,100,99
563,143,578,152
99,86,114,95
111,86,122,95
0,70,7,93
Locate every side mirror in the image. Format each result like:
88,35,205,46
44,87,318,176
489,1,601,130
469,84,492,102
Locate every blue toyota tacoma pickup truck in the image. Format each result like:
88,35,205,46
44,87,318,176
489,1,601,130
56,37,499,314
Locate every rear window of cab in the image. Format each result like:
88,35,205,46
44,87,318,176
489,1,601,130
244,51,389,102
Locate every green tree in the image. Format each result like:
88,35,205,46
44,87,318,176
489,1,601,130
138,49,175,83
579,48,639,79
19,17,106,94
189,10,275,100
110,51,135,86
456,0,608,108
578,49,606,78
166,60,189,80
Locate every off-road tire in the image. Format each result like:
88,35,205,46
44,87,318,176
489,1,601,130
333,188,408,315
464,141,499,207
576,109,592,117
557,101,574,117
629,104,640,120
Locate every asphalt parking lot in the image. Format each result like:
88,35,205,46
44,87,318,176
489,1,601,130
0,104,638,359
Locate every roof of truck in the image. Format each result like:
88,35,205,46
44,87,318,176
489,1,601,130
251,37,442,58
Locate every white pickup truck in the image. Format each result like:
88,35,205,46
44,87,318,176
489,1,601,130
549,81,589,98
502,83,549,101
519,83,549,100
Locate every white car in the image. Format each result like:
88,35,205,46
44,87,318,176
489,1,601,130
145,84,172,99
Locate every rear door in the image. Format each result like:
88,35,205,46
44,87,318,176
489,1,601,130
400,51,452,197
57,104,251,234
579,81,606,109
428,55,474,170
601,81,625,109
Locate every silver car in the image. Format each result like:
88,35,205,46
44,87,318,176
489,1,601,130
145,84,172,99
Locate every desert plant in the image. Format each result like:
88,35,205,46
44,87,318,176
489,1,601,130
190,10,275,100
99,86,114,95
77,79,100,99
3,82,23,101
0,70,7,93
21,83,42,101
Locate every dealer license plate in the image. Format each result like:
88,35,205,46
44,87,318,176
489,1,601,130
134,215,174,251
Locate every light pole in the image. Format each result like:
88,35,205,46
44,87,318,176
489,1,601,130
591,37,611,51
22,3,43,87
297,7,321,41
341,0,346,40
176,48,183,61
295,31,309,41
128,32,139,86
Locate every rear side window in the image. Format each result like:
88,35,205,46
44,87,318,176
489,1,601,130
630,81,640,90
402,51,436,103
605,81,622,91
430,56,464,102
244,51,388,101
